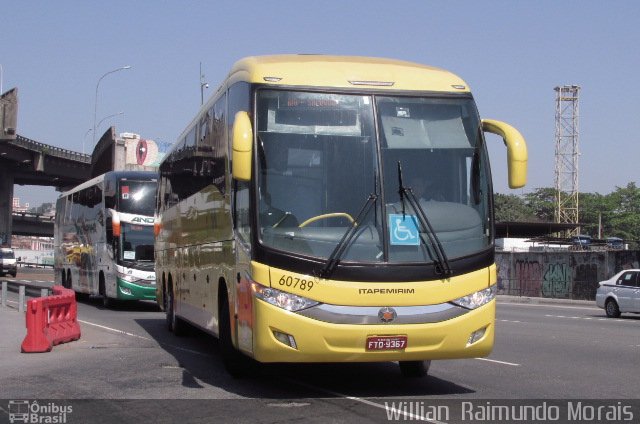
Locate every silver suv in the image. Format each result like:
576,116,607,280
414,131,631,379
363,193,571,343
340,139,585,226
596,269,640,318
0,247,17,278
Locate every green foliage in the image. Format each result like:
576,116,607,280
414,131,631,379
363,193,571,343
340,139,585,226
495,182,640,243
493,193,537,222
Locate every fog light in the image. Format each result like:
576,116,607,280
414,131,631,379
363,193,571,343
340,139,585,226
467,326,487,346
273,330,297,349
120,287,132,296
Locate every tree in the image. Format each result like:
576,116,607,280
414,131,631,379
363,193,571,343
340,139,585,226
607,183,640,242
494,193,537,222
523,187,556,222
495,182,640,245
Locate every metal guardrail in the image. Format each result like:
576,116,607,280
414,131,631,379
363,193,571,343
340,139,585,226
13,134,91,163
17,261,54,269
12,212,55,221
1,281,50,311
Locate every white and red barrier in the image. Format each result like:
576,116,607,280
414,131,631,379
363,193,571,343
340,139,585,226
21,285,81,353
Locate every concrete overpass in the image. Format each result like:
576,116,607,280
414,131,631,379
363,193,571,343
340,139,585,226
1,86,162,245
12,212,54,237
1,87,91,245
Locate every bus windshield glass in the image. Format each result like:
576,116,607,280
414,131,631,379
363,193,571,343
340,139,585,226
117,180,156,215
120,223,155,264
256,89,491,264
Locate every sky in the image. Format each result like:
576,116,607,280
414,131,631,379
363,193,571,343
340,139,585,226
2,0,639,207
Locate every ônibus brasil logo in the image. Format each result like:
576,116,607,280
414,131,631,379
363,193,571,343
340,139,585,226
7,400,72,423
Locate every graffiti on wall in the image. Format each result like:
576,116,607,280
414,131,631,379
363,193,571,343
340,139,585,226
514,260,543,297
542,263,572,298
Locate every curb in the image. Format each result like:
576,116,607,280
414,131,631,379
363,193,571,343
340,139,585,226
497,294,594,307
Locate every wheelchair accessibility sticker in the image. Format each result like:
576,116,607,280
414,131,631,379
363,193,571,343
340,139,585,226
389,214,420,245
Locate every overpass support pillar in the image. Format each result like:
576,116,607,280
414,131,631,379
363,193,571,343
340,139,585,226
0,167,14,246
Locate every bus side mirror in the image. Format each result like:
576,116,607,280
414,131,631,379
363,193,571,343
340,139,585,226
482,119,528,189
232,111,253,181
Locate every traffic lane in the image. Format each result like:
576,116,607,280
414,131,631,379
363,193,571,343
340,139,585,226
1,299,439,423
491,302,639,398
6,296,635,408
264,302,639,400
72,297,477,398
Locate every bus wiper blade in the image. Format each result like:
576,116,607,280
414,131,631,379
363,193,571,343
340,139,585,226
320,193,378,278
397,161,452,276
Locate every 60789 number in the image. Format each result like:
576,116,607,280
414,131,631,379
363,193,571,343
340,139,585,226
278,275,314,291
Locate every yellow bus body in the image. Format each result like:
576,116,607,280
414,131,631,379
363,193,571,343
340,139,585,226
156,55,526,372
248,262,496,362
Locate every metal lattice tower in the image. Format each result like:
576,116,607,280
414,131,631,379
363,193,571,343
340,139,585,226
554,85,580,235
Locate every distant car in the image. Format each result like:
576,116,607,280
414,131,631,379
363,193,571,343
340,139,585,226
570,234,592,250
605,237,624,250
0,247,17,277
595,270,640,318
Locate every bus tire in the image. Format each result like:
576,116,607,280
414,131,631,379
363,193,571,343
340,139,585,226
219,291,252,378
166,283,187,336
399,360,431,378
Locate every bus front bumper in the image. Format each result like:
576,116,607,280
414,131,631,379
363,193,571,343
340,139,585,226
250,299,495,363
117,278,157,301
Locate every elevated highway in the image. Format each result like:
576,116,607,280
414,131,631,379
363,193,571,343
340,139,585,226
11,212,54,237
1,87,91,244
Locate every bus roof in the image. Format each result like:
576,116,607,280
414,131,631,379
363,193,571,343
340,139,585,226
227,55,470,93
57,170,157,198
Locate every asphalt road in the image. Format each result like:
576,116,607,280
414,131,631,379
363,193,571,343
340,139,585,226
1,270,638,423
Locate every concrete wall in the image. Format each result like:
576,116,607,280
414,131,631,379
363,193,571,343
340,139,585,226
496,250,640,300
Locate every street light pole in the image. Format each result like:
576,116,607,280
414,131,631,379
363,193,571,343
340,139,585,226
92,65,131,146
200,62,208,105
96,111,125,132
82,128,92,155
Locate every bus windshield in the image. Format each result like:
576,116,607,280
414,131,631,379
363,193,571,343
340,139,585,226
256,89,491,264
120,223,155,265
118,180,156,215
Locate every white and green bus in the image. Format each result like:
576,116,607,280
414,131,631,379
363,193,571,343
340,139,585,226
54,171,157,306
156,55,527,377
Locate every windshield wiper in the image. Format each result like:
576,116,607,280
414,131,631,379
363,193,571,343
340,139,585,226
397,161,452,276
319,193,378,278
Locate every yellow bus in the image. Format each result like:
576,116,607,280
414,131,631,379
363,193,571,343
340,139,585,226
155,55,527,377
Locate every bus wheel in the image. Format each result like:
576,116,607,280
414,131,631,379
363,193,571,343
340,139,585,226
166,285,187,336
219,292,253,377
399,360,431,378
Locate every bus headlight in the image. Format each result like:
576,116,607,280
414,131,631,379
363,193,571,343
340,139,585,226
451,285,497,310
253,283,319,312
118,272,139,283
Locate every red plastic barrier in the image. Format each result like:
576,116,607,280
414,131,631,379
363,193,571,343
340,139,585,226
21,285,81,353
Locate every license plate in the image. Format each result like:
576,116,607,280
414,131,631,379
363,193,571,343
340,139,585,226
366,335,407,351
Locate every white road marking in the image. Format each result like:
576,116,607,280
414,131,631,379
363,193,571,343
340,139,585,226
498,302,600,311
474,357,520,366
284,378,448,423
78,319,152,340
78,319,211,357
544,314,628,322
